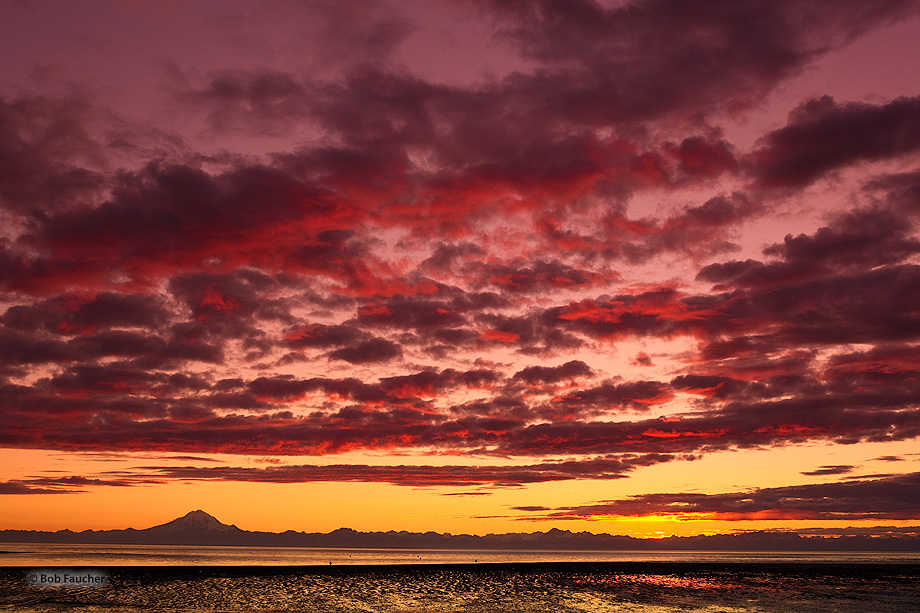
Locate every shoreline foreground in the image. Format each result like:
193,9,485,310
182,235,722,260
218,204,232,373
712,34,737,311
2,561,919,613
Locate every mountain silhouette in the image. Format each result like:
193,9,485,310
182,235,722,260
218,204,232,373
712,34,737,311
146,510,241,534
1,511,919,551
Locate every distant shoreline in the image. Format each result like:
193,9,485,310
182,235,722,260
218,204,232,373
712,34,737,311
3,559,920,572
2,543,919,570
4,511,919,552
3,532,919,552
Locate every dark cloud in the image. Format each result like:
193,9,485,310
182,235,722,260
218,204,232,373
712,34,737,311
178,70,311,135
477,0,920,125
874,455,907,462
111,453,676,488
48,364,168,396
751,95,920,188
328,337,402,364
420,242,484,272
7,160,348,293
307,0,415,68
632,353,653,367
667,137,737,179
608,194,759,263
379,368,500,397
553,380,673,413
714,265,920,346
541,203,920,360
761,205,920,271
512,360,593,384
0,328,74,374
800,465,855,476
472,259,616,293
0,94,107,219
0,481,72,495
1,294,174,376
537,472,920,521
546,287,713,342
670,374,751,400
20,475,137,489
0,474,152,495
778,526,920,536
356,294,471,330
823,344,920,388
169,270,290,326
163,455,225,463
283,323,364,348
247,369,500,408
0,350,918,458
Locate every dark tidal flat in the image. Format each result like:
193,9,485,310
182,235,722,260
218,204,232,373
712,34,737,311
1,562,919,613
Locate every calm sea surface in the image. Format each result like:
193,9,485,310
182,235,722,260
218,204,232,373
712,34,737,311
2,543,920,566
1,545,919,612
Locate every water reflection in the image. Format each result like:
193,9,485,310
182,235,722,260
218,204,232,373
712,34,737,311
1,560,918,613
2,543,920,566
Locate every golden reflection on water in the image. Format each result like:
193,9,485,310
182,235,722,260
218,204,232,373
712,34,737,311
576,572,730,590
2,565,920,613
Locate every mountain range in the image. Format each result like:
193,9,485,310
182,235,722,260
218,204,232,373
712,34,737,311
2,510,919,551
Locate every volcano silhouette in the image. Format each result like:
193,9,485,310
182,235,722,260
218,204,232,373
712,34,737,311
116,509,246,545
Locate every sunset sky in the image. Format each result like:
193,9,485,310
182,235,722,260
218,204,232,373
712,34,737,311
2,0,920,538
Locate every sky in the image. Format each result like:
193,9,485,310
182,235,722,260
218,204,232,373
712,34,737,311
1,0,920,538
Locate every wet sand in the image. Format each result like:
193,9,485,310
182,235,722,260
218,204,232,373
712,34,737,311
1,561,919,612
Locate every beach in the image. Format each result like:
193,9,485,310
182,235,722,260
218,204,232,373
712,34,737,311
2,561,919,613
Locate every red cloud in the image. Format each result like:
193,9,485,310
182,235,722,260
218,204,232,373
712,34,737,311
2,0,920,510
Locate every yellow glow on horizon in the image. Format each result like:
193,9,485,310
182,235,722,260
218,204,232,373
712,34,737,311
1,439,918,535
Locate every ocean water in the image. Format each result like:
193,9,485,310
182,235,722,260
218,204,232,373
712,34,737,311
0,546,919,612
2,543,919,566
